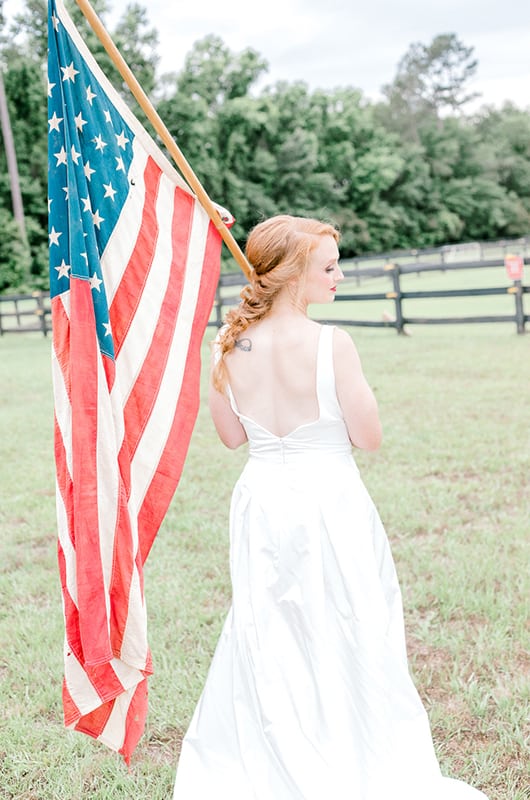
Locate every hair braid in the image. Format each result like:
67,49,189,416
212,215,339,392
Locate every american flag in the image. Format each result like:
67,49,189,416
48,0,232,762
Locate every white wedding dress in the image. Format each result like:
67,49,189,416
173,324,488,800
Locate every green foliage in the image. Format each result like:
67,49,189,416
176,34,267,108
0,207,30,290
112,3,159,95
5,0,47,65
0,3,529,290
476,105,530,208
380,33,479,139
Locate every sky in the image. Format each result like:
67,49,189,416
7,0,530,110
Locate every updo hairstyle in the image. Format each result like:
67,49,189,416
212,215,339,391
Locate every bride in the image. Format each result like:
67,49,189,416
173,215,488,800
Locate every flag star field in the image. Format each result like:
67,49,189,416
48,7,133,358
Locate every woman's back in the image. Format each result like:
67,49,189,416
225,316,323,439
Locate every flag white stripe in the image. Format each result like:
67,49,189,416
130,203,209,504
64,654,142,720
56,483,78,607
95,342,121,602
118,568,148,667
97,684,137,750
108,655,144,686
102,143,149,303
63,645,102,716
96,340,149,669
114,169,175,406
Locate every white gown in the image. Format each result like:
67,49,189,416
173,325,488,800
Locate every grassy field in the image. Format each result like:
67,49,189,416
1,299,529,798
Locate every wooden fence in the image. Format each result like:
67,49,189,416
1,246,528,337
0,291,51,336
212,256,528,335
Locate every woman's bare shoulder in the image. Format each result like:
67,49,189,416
332,326,361,360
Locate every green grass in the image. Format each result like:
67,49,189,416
1,309,529,798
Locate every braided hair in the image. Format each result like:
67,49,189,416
212,215,340,391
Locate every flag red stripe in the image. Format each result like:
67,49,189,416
137,223,222,563
62,679,81,725
55,310,137,707
110,156,162,355
73,698,114,739
57,540,83,663
52,295,72,401
101,350,116,393
121,186,194,460
118,679,149,766
83,661,130,703
70,278,112,667
108,483,135,657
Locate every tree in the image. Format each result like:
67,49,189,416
476,104,530,211
381,34,479,139
175,35,267,110
5,0,46,64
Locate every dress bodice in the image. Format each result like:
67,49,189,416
228,325,353,464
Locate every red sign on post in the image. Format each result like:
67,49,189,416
504,254,524,281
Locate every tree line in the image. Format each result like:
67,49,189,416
1,0,529,290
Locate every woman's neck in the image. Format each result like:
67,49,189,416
268,286,308,319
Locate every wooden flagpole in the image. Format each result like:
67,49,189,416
74,0,252,280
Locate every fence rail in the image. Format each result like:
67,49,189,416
213,257,528,334
343,235,530,268
0,291,51,336
1,247,528,337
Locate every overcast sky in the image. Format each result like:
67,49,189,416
10,0,530,110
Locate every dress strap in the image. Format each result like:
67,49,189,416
316,325,343,419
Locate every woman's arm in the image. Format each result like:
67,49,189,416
333,328,382,451
208,355,248,449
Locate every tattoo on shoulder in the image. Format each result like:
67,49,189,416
235,337,252,352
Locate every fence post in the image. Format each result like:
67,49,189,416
508,281,525,334
384,262,404,333
33,290,48,337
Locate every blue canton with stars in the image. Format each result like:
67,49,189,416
48,0,135,358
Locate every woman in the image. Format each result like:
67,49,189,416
173,215,488,799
